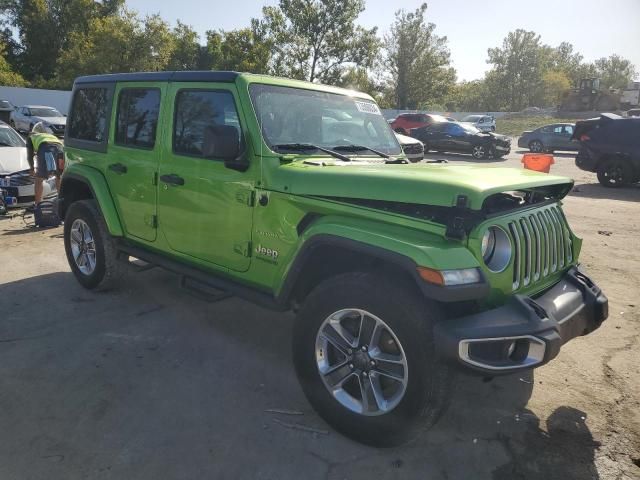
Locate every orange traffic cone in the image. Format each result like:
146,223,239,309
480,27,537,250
522,153,554,173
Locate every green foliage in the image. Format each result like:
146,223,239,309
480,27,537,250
384,3,454,109
594,54,637,90
541,70,571,107
0,40,26,86
257,0,379,83
206,26,271,73
54,10,175,88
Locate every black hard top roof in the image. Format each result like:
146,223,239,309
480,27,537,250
74,71,239,85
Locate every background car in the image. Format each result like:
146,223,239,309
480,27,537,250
390,113,449,134
573,113,640,187
518,123,579,153
627,108,640,117
461,114,496,132
0,100,15,123
9,105,66,137
410,121,510,159
394,132,424,162
0,122,56,206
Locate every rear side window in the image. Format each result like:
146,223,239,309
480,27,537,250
173,90,242,158
68,87,110,144
116,88,161,149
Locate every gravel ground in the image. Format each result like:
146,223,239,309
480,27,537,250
0,144,638,480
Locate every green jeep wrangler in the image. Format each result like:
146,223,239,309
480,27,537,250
59,71,608,446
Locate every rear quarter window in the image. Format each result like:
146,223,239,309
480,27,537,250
67,84,114,152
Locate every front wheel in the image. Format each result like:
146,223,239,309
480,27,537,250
472,144,490,159
529,140,544,153
597,159,633,188
292,272,453,447
64,199,126,290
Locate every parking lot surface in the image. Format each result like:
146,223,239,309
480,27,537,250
1,146,639,479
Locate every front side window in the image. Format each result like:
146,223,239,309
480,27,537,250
250,84,401,156
116,88,161,149
30,107,62,117
68,88,109,143
173,90,242,158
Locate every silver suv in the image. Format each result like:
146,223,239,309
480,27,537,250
9,105,66,137
461,114,496,132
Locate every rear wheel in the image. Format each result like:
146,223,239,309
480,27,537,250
293,272,453,447
529,140,544,153
597,159,633,188
64,199,126,290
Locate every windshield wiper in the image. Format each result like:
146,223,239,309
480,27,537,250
274,143,352,162
332,144,390,159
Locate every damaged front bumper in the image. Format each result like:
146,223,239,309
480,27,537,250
435,266,608,375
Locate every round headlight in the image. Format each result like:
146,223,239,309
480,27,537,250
481,226,511,272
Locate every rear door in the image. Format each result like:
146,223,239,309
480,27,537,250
157,83,253,272
105,83,165,242
560,125,577,150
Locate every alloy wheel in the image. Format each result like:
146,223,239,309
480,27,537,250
69,219,97,275
529,140,543,153
601,163,625,186
472,145,486,159
315,308,409,416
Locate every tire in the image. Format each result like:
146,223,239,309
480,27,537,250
529,140,544,153
491,126,496,132
597,159,633,188
292,272,453,447
472,144,489,159
422,142,430,153
64,199,126,290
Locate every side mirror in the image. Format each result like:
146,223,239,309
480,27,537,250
202,125,249,172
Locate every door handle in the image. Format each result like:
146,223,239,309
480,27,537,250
160,174,185,186
108,163,127,174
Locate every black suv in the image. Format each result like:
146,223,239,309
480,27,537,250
573,113,640,187
411,121,511,159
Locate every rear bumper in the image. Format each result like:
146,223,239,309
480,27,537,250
434,266,608,375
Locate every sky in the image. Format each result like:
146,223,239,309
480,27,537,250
126,0,640,82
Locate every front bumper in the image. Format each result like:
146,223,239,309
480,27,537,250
434,267,608,375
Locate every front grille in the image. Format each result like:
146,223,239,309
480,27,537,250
402,143,423,154
0,173,35,187
507,205,573,291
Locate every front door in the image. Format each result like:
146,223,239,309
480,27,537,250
157,83,253,272
105,84,164,242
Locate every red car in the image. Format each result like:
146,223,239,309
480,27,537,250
389,113,449,135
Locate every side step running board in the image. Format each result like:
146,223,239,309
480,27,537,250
117,243,288,311
179,275,234,303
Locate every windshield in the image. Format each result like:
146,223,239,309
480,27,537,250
249,84,402,157
0,127,26,147
30,108,62,117
462,115,481,122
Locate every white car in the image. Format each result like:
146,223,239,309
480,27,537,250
9,105,66,137
0,122,56,207
461,114,496,132
395,132,424,162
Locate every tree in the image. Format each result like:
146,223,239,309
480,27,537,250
594,54,637,90
54,10,175,88
0,40,26,86
485,29,549,110
550,42,584,85
167,21,202,71
257,0,379,83
384,3,455,109
541,70,571,107
1,0,125,81
206,25,271,73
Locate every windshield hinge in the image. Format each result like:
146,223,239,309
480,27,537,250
151,172,158,186
236,189,255,207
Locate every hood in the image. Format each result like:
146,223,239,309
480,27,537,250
275,161,572,210
394,132,421,145
0,147,29,174
34,116,66,125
